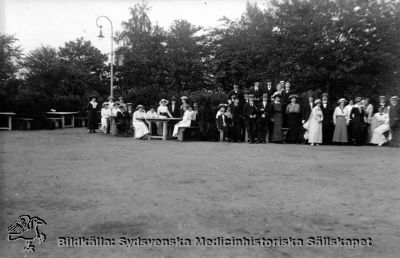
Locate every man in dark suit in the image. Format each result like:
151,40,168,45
321,93,334,145
281,81,293,106
378,95,388,112
168,96,180,118
243,94,258,143
231,96,243,142
264,80,275,102
250,81,264,103
228,84,243,102
257,93,271,143
389,96,400,147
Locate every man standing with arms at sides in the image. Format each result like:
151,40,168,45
321,93,334,145
257,93,271,143
243,94,259,143
231,96,243,143
388,96,400,147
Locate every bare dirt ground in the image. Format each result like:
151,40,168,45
0,128,399,258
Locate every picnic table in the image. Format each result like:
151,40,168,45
46,112,79,128
138,117,181,140
0,112,16,130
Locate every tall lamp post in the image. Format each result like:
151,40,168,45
96,16,114,98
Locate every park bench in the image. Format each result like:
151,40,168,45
14,118,34,130
46,117,62,129
177,126,200,142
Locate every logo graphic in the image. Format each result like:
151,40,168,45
7,215,46,253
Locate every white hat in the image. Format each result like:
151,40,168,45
338,98,346,103
159,99,169,105
314,99,321,104
180,96,188,100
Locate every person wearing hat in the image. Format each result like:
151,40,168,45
349,97,366,145
388,95,400,147
228,84,243,102
271,92,284,143
132,105,150,139
180,96,189,117
156,99,173,135
216,104,229,141
243,90,250,104
250,81,264,103
243,94,259,143
378,95,388,113
87,96,99,133
281,81,293,106
100,102,111,134
145,106,159,135
231,95,243,142
257,93,272,143
115,103,131,136
321,93,334,145
332,98,348,144
285,94,301,143
308,99,324,146
173,104,194,137
264,80,275,101
107,96,115,109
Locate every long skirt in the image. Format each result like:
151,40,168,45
370,124,391,146
87,110,98,130
272,113,283,142
332,116,348,143
133,121,149,138
309,119,322,144
286,112,300,143
173,120,191,137
101,117,109,133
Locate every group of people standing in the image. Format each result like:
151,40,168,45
87,80,400,147
218,80,399,147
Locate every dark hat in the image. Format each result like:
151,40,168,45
90,95,97,99
322,93,329,98
379,95,386,100
136,104,144,110
266,79,272,83
262,93,269,98
171,96,177,101
244,90,250,94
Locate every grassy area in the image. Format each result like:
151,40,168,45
0,128,399,258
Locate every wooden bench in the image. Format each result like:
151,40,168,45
177,126,200,142
14,118,34,130
75,117,87,127
46,117,62,128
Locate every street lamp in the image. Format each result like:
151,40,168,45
96,15,114,98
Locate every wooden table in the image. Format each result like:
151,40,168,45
0,112,16,130
46,112,79,128
138,117,181,140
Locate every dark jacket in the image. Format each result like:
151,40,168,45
250,87,264,102
389,104,400,128
302,101,314,122
243,102,258,123
168,102,180,118
258,101,272,119
231,103,243,124
321,102,334,124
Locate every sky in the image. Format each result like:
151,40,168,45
1,0,267,55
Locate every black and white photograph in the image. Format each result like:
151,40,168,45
1,0,400,257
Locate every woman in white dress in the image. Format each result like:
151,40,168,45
370,108,391,146
157,99,174,135
332,98,348,144
100,102,111,133
308,99,324,146
132,105,150,139
173,105,194,137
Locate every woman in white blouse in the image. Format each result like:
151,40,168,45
156,99,173,135
332,98,348,144
173,105,194,137
132,105,150,139
370,107,391,146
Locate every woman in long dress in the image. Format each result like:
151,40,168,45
100,102,111,134
132,105,150,139
87,96,99,133
173,105,194,137
308,99,323,146
370,108,391,146
285,94,301,143
271,92,284,142
332,98,348,144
